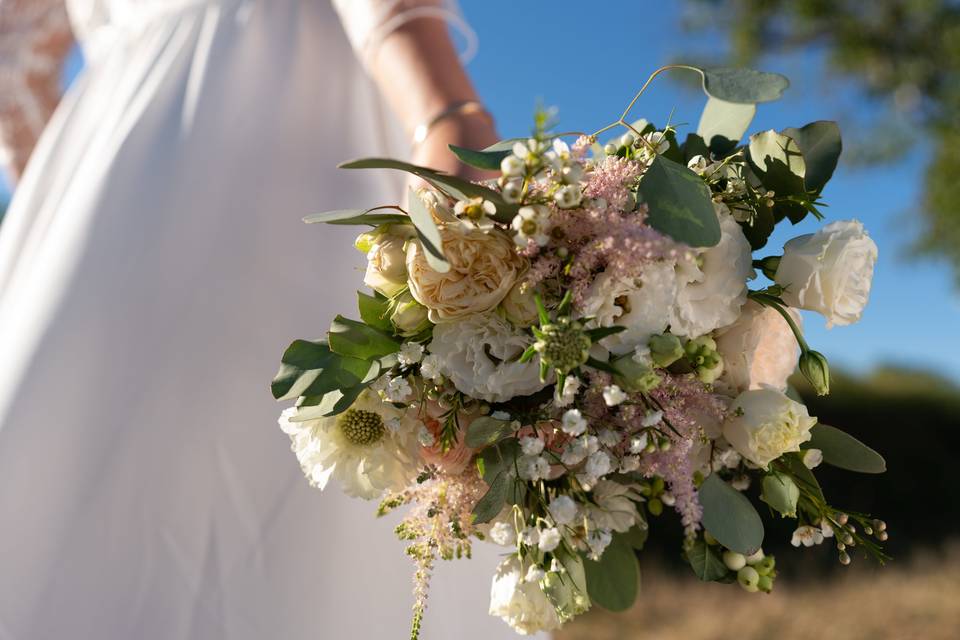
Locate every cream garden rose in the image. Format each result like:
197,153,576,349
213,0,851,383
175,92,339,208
715,300,801,395
406,225,527,322
362,226,415,297
774,219,878,327
722,387,817,467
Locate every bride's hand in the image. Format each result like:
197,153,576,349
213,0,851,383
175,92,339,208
409,109,499,183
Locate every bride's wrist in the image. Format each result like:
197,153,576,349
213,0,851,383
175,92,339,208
411,100,493,146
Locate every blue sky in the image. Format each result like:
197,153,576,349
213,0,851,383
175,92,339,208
460,1,960,382
2,2,957,381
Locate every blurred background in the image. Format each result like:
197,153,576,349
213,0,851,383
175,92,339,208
2,1,958,638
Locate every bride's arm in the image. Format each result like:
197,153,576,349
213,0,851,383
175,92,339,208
0,0,74,184
331,0,497,180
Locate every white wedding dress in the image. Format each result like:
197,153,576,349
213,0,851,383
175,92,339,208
0,1,526,638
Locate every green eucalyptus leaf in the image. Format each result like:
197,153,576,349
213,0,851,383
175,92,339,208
681,133,710,163
781,452,826,504
782,121,842,193
583,534,640,612
697,97,757,154
620,523,649,550
698,473,765,555
803,424,886,474
271,339,374,401
479,438,521,484
698,67,790,104
449,144,510,171
357,291,393,332
293,382,369,420
471,471,510,524
407,187,450,273
687,539,729,581
303,209,409,226
339,157,516,220
464,416,515,448
747,129,808,223
638,155,721,248
328,315,401,361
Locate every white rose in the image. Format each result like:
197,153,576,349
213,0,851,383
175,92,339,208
722,387,817,467
774,220,878,327
715,300,800,396
429,313,548,402
407,225,527,322
579,262,677,355
671,204,754,338
363,227,414,297
489,556,561,635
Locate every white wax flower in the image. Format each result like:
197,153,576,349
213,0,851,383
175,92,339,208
511,205,552,247
715,300,801,395
429,313,547,402
791,525,825,547
774,219,878,327
671,204,754,338
489,556,561,635
722,387,817,467
278,391,420,500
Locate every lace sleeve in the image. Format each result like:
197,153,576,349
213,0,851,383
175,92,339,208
0,0,73,179
331,0,477,70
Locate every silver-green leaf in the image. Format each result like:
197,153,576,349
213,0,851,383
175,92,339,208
803,423,886,474
698,473,765,555
698,67,790,104
638,155,721,248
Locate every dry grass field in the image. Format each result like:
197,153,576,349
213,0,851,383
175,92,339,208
557,544,960,640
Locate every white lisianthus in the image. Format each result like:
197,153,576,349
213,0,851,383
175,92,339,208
429,313,547,402
579,262,677,355
715,300,801,395
489,556,561,635
722,387,817,468
671,205,754,338
586,480,645,532
774,220,878,327
278,391,420,500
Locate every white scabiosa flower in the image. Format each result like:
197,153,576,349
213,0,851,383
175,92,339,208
429,313,548,402
671,205,754,338
579,263,677,355
722,387,817,468
489,555,561,635
278,391,420,500
511,205,552,247
774,220,878,327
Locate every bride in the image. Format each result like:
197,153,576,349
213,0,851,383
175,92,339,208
0,1,532,638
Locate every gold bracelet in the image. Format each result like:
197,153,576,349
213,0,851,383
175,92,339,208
412,100,491,145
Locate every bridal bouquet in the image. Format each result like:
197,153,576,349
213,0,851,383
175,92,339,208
272,66,887,637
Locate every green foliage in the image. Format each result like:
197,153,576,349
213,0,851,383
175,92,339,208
583,533,640,611
696,97,756,154
357,291,393,332
464,416,514,448
637,155,722,247
782,121,842,193
804,423,887,474
271,339,374,401
698,473,765,555
407,187,449,273
698,66,790,103
328,315,401,361
687,539,729,581
472,439,522,524
303,209,408,226
448,144,510,171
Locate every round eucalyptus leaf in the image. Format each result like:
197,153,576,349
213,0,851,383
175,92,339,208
698,473,765,555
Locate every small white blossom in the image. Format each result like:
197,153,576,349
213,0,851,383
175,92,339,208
820,521,835,538
602,384,628,407
549,495,579,525
802,448,824,469
520,435,545,456
554,184,583,209
454,197,498,230
549,558,564,573
629,433,649,454
397,342,425,366
500,154,525,177
641,130,670,156
598,429,622,447
490,522,516,546
511,205,552,247
501,178,524,203
538,527,562,552
585,450,613,479
561,409,588,436
619,455,641,472
518,455,550,481
555,376,581,407
791,525,825,547
383,376,413,403
641,410,663,427
525,565,546,583
586,529,613,560
417,424,435,447
419,354,443,381
731,475,751,491
520,527,540,547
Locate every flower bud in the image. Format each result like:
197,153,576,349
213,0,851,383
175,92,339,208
761,472,800,518
390,292,431,337
648,333,684,368
500,154,525,177
647,498,663,516
799,350,831,396
604,143,619,155
801,448,823,469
